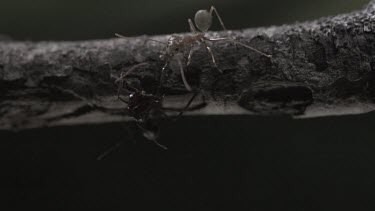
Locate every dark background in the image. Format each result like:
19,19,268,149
2,0,375,209
0,0,370,40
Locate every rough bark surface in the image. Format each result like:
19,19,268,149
1,1,375,129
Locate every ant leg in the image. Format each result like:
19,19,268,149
175,92,199,119
206,46,217,68
209,6,227,31
206,37,227,41
115,62,148,84
206,37,272,58
161,61,168,82
168,92,206,120
116,33,167,45
201,40,222,73
158,61,169,94
97,141,123,160
229,38,272,58
187,45,195,66
96,127,129,161
118,96,129,104
97,125,138,160
188,19,198,34
117,81,129,103
177,57,193,92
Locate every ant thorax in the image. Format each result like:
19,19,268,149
163,34,204,59
164,35,185,58
127,91,162,121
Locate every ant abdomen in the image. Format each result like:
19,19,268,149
194,10,212,32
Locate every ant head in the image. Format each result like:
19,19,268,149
194,9,212,32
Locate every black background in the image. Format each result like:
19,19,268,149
2,113,375,209
0,0,370,40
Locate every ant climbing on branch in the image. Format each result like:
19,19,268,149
116,4,272,92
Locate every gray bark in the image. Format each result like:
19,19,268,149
1,1,375,130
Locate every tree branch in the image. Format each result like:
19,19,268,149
1,1,375,129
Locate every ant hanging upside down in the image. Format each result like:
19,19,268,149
116,5,272,92
97,63,206,159
114,63,206,150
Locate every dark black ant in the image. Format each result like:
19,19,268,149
115,63,206,147
97,63,206,159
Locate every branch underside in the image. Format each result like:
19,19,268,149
1,1,375,130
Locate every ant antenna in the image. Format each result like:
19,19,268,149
206,37,272,58
209,1,227,31
229,38,272,58
115,33,168,45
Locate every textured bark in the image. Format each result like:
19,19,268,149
1,1,375,129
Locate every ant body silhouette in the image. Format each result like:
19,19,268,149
97,63,206,160
114,63,206,150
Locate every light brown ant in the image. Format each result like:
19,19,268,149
116,5,271,92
